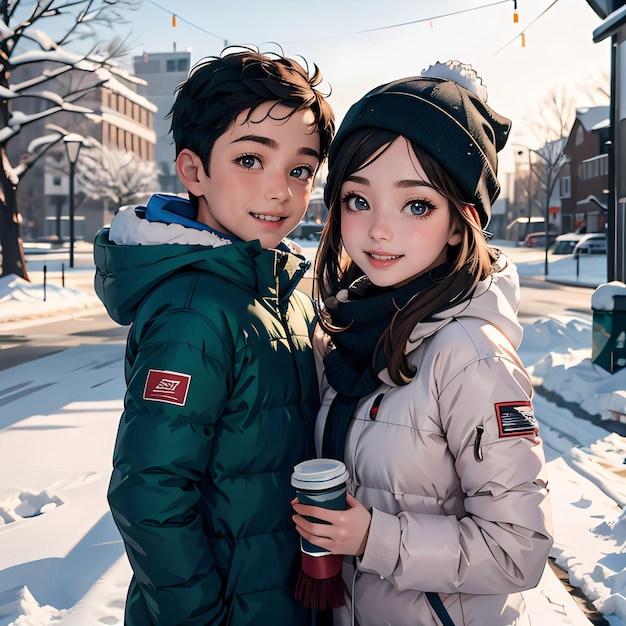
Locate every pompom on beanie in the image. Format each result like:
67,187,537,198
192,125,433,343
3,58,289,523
326,61,512,227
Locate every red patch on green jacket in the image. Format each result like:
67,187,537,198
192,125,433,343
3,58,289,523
143,369,191,406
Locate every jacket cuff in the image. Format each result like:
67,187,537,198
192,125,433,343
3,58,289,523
357,507,400,578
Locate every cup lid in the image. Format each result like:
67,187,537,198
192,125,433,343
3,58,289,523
291,458,349,490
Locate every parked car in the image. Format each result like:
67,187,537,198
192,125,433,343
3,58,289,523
291,221,323,240
572,233,607,256
523,231,559,248
552,233,585,255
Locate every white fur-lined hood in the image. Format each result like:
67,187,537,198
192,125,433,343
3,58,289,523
108,205,304,255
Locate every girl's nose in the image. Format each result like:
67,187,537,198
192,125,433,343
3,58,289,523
368,216,392,241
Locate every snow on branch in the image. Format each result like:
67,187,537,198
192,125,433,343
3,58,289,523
20,28,58,51
75,138,159,206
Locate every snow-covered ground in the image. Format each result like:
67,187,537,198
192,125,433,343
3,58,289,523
0,240,625,625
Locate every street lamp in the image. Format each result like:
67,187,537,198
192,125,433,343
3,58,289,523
514,144,555,277
63,133,83,268
516,148,533,240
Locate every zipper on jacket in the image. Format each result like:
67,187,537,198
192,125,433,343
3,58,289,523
474,424,485,462
275,252,316,459
369,393,385,420
279,303,314,459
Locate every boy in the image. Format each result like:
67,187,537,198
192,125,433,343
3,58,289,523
94,49,335,625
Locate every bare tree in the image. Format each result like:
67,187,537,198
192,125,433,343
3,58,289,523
74,137,159,207
520,87,574,274
0,0,140,280
577,69,611,106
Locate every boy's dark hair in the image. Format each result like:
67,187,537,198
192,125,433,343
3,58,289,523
169,47,335,207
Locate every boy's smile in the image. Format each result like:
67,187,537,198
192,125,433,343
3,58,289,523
188,101,321,250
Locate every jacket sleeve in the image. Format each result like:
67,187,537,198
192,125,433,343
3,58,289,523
358,334,553,595
108,307,233,625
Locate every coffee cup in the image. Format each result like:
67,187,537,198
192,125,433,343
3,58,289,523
291,458,349,556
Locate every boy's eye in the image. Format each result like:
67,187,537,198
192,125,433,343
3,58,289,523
403,199,433,216
237,155,261,169
344,194,369,212
291,165,315,181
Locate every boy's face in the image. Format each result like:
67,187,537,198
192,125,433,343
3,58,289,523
193,102,321,249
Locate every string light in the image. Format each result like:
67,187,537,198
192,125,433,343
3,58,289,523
147,0,511,44
145,0,559,62
144,0,225,42
347,1,510,36
485,0,560,60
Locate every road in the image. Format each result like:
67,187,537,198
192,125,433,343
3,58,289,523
0,307,128,371
0,243,596,371
517,275,593,324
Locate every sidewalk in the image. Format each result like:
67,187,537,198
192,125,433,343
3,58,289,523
0,341,613,626
0,243,102,328
0,239,609,328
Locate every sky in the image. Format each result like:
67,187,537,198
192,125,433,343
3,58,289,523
0,240,625,625
107,0,613,172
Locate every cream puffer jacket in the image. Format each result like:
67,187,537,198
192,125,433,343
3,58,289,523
315,255,553,626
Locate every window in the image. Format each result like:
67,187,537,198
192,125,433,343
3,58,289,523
576,125,584,145
167,59,176,72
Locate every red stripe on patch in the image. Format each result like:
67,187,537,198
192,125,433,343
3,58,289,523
494,401,537,438
143,369,191,406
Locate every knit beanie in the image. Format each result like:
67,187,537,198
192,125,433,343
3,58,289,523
326,61,512,227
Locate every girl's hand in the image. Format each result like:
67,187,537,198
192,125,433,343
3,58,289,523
292,493,372,557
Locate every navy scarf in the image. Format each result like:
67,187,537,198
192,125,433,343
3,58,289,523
321,268,447,460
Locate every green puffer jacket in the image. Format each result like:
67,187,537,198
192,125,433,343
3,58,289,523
94,212,318,625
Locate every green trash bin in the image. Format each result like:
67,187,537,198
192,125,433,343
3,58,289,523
592,294,626,373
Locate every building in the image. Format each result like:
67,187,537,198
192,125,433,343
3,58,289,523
510,141,564,241
558,106,610,234
133,50,191,194
587,0,626,281
8,61,157,242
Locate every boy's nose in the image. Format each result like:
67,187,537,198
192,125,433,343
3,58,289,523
265,173,292,203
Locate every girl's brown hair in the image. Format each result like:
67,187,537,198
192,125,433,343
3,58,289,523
316,128,498,385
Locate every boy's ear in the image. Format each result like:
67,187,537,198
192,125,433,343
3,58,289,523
176,149,206,195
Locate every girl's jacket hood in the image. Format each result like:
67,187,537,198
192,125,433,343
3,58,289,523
405,252,523,354
94,199,310,326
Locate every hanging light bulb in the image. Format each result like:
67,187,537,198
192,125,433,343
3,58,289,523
172,14,177,27
513,0,518,23
521,32,526,47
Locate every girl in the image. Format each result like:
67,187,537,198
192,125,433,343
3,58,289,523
292,61,553,626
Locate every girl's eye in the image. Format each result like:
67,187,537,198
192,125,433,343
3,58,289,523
237,155,261,169
343,193,369,212
291,165,315,181
403,199,434,217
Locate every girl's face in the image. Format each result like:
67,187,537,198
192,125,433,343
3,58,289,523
339,137,462,288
